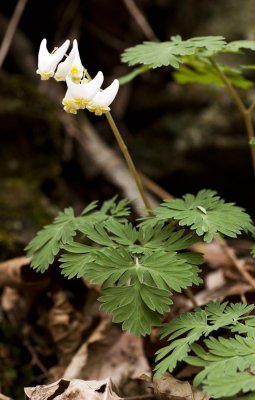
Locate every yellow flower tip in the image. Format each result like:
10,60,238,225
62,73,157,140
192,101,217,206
36,69,53,80
62,98,78,114
86,103,110,116
74,98,90,109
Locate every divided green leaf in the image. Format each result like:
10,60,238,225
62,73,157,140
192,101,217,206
187,335,255,398
25,208,79,272
121,36,226,69
121,35,255,89
26,197,131,272
174,58,253,89
100,282,172,335
149,189,254,243
155,301,255,376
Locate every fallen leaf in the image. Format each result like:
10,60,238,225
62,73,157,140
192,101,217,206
24,378,123,400
153,373,209,400
63,319,151,396
0,393,13,400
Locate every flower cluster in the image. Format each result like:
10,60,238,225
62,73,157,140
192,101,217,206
36,39,119,116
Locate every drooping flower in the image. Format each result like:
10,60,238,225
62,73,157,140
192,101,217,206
63,71,104,111
36,39,70,80
62,89,78,114
54,45,76,81
69,40,84,83
87,79,119,115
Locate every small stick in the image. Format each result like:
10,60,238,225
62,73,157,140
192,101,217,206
0,0,28,69
139,172,174,200
123,0,159,41
217,238,255,289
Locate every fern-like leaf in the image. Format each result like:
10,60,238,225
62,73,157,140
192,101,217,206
186,335,255,398
26,198,131,272
174,58,253,89
100,282,172,335
26,208,79,272
225,40,255,52
152,189,254,243
155,301,254,376
121,36,226,69
201,373,255,398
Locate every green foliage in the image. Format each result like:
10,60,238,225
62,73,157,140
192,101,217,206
25,197,131,272
251,244,255,258
121,36,226,69
25,207,81,272
155,301,255,377
187,335,255,398
60,220,203,335
142,189,254,243
26,189,254,337
173,58,253,89
121,36,255,89
100,282,171,336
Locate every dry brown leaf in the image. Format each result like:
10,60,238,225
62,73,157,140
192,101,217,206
194,242,230,269
45,288,85,367
63,319,151,395
0,256,51,288
24,378,123,400
0,393,13,400
153,373,209,400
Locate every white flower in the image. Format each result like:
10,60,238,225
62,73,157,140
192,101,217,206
54,45,76,81
36,39,70,80
65,71,104,111
69,40,84,83
62,89,78,114
87,79,119,115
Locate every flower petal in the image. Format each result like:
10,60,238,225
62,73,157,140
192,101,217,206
36,39,70,80
37,39,49,70
62,89,78,114
66,71,104,109
86,79,119,115
54,46,76,81
69,39,84,83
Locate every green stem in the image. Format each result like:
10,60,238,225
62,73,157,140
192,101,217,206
209,57,255,176
209,57,246,116
105,112,152,211
84,69,152,210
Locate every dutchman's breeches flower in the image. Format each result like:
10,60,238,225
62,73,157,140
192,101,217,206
37,39,70,80
87,79,119,116
37,38,119,115
63,71,104,112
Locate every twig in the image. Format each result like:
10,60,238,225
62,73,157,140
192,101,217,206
139,172,173,200
217,238,255,289
123,0,159,41
0,0,28,69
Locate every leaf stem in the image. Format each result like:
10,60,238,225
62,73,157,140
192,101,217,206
209,57,246,116
105,112,152,211
209,57,255,176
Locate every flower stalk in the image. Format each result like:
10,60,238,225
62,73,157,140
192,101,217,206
105,112,152,211
209,57,255,176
